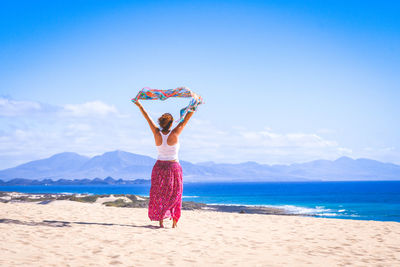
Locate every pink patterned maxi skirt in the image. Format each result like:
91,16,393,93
148,160,183,222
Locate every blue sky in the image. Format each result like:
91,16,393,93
0,0,399,169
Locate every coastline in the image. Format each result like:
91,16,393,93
0,191,291,216
3,181,399,222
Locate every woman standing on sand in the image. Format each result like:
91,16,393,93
134,100,195,228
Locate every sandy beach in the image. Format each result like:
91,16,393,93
1,199,399,266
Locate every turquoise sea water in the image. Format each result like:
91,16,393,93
1,181,400,222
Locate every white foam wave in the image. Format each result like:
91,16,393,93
206,203,265,207
316,213,337,216
274,205,333,215
204,203,339,216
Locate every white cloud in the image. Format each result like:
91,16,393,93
0,98,42,116
239,131,338,148
180,120,352,164
62,101,118,117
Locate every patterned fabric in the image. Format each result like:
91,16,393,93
148,160,183,222
131,86,204,123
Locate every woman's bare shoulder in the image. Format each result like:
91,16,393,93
153,128,162,138
169,128,178,137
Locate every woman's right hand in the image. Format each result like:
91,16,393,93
134,100,143,108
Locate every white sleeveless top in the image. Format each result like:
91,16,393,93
156,131,180,161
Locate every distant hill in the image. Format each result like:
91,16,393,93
0,151,399,182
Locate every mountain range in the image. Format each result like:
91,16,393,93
0,150,399,182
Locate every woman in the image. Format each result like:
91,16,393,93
135,100,195,228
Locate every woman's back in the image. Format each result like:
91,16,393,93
156,131,180,161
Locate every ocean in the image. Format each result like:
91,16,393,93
1,181,400,222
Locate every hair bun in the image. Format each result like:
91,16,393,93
158,113,173,131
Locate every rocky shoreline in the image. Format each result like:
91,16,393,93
0,191,295,216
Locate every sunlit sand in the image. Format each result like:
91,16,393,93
1,200,399,266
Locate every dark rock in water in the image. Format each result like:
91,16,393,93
205,204,288,215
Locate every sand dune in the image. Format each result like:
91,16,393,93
1,200,399,266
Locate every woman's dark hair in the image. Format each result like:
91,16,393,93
158,113,173,131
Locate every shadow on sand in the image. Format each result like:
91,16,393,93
0,218,160,229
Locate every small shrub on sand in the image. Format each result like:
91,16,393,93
70,195,98,203
103,199,128,207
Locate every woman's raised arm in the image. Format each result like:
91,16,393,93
135,100,159,134
172,110,195,136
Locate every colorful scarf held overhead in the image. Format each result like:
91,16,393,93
131,87,204,123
